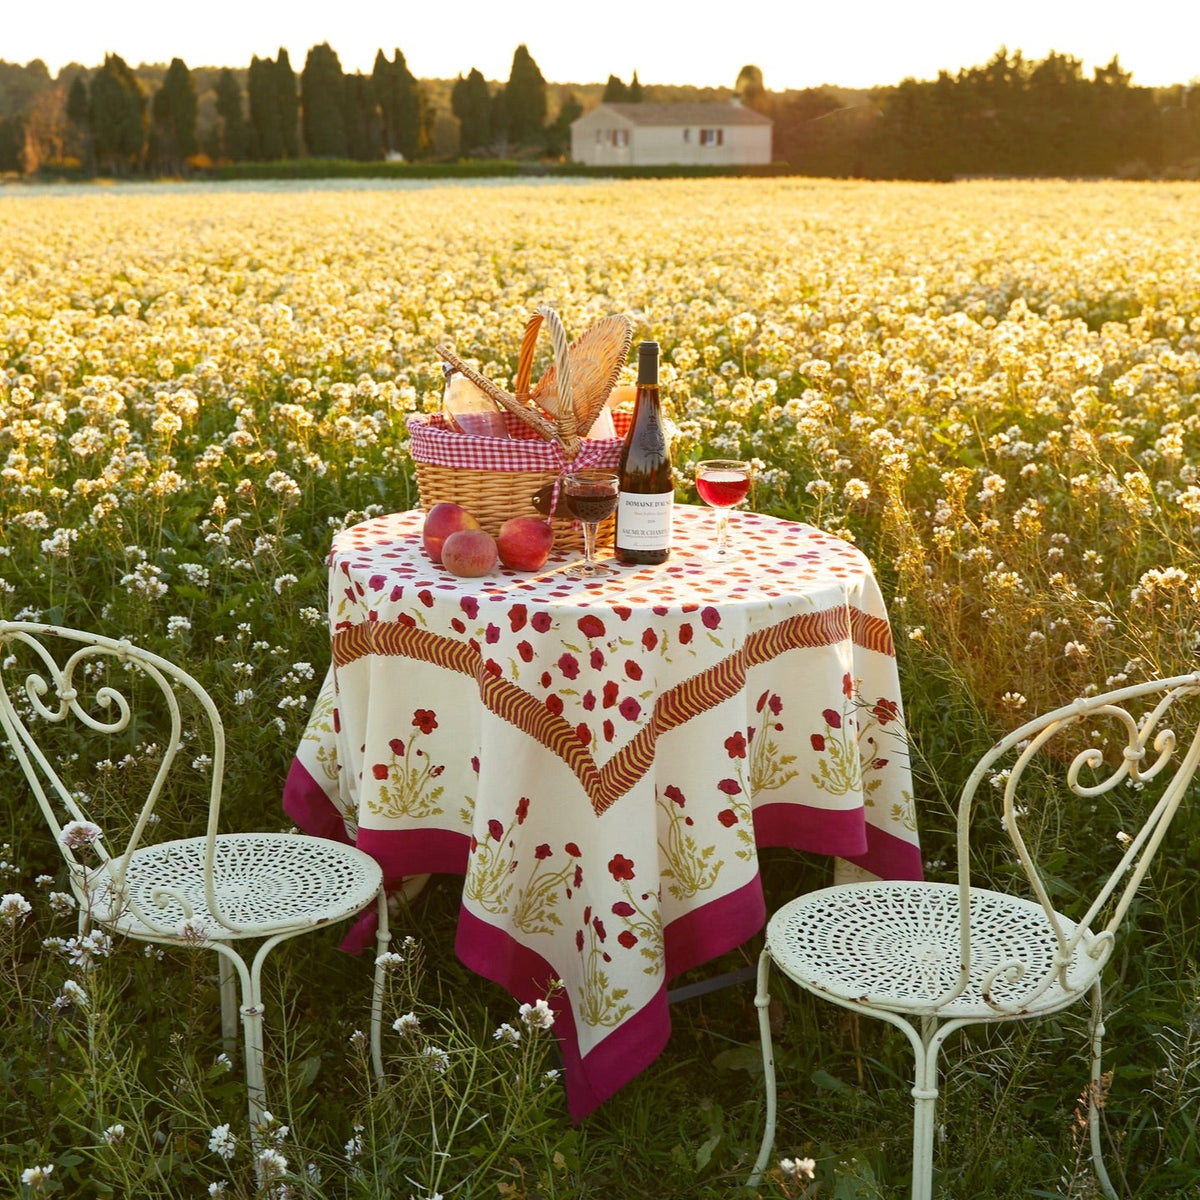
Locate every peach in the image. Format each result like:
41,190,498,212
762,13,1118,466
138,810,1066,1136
423,502,480,564
441,528,498,577
497,516,554,572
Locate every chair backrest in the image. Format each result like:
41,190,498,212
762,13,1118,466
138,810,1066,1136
949,672,1200,1013
0,621,228,936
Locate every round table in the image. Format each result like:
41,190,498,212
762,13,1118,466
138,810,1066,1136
285,504,921,1120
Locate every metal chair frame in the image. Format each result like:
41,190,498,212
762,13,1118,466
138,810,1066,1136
750,673,1200,1199
0,621,391,1145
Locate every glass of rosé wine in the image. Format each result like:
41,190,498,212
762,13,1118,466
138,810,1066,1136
563,470,619,578
695,459,751,560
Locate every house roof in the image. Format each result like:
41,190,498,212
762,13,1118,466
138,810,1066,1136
583,102,772,127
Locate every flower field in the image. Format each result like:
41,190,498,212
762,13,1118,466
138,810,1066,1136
3,177,1200,1197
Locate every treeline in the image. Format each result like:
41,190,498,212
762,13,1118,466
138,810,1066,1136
1,45,1199,180
756,51,1200,180
0,42,573,176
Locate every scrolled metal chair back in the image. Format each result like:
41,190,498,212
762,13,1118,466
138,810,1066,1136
950,672,1200,1014
0,621,227,935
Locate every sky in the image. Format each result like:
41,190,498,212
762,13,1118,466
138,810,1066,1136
6,0,1198,90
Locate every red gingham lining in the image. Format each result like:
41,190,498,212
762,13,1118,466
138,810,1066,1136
407,412,626,473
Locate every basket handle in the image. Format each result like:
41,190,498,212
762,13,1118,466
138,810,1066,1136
435,304,582,459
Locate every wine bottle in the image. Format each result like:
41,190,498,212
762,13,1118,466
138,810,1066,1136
615,341,673,565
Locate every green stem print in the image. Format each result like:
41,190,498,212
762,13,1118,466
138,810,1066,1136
510,846,576,937
658,785,724,902
365,708,446,820
749,690,799,794
576,909,633,1028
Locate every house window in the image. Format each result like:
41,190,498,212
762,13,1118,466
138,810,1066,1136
683,128,691,143
699,128,724,148
611,129,629,147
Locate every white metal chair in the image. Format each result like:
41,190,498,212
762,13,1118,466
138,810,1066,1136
0,621,391,1141
750,673,1200,1199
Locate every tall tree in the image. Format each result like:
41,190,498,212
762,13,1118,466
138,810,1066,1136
89,53,146,175
248,55,282,160
490,84,509,150
215,68,250,159
65,73,92,170
628,71,643,102
276,49,300,157
151,57,197,169
302,42,347,157
735,64,768,114
602,75,629,103
544,87,582,158
372,49,424,160
451,68,491,154
505,44,546,146
344,72,382,160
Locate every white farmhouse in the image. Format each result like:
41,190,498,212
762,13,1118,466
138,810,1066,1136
570,101,773,167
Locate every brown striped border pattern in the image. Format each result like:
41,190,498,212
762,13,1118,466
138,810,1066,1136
332,606,894,816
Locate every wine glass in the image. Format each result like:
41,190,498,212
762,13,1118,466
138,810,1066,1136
695,459,751,560
563,470,619,578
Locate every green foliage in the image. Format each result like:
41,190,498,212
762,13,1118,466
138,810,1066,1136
151,58,197,167
89,53,146,175
451,68,492,156
505,44,547,146
248,55,283,161
602,75,629,103
371,49,425,161
301,43,348,158
214,68,250,161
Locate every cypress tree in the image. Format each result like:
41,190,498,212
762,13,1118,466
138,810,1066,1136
215,68,249,160
249,55,282,160
506,44,546,146
628,71,643,102
451,67,491,154
89,54,146,175
602,75,628,103
301,42,347,157
66,74,92,171
276,49,300,157
151,57,197,168
344,72,382,160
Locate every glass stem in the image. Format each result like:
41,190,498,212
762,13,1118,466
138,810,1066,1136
716,510,729,556
582,521,597,570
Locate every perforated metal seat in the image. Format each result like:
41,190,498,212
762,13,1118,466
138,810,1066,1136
0,622,392,1152
750,674,1200,1200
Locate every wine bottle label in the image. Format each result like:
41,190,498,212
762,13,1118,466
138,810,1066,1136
617,491,673,549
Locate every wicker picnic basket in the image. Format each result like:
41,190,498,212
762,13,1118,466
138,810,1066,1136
407,305,633,550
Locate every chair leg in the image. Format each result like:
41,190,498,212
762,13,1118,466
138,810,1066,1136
748,947,778,1186
1088,980,1119,1200
217,949,238,1054
909,1021,940,1200
370,887,391,1083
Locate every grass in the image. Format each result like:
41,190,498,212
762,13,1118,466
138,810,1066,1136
3,176,1200,1196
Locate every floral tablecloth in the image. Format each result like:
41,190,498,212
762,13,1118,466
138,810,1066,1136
283,504,921,1120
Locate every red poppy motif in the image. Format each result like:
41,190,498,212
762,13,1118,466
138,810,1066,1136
701,606,720,629
664,784,686,806
372,763,388,779
724,731,747,759
535,843,552,859
518,641,534,662
388,737,405,756
717,809,738,827
485,623,500,644
678,624,694,644
590,648,605,669
565,842,582,857
608,853,635,880
578,614,606,639
450,617,466,634
546,694,564,716
418,589,433,607
484,659,502,678
602,680,620,708
509,604,527,631
603,719,615,742
531,610,552,633
612,900,636,917
613,605,632,621
592,917,607,941
618,930,638,949
575,929,584,952
842,672,854,697
642,628,658,651
768,694,783,716
460,596,478,619
582,690,596,711
822,708,842,729
413,709,438,734
811,733,826,751
717,778,742,795
515,796,530,823
625,660,643,681
576,722,591,746
619,696,641,721
540,671,552,688
488,819,503,841
872,698,899,725
558,653,580,680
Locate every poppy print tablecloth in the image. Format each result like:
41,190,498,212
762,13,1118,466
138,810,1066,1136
283,504,921,1120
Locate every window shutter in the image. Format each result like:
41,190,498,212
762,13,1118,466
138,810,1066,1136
718,128,724,146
